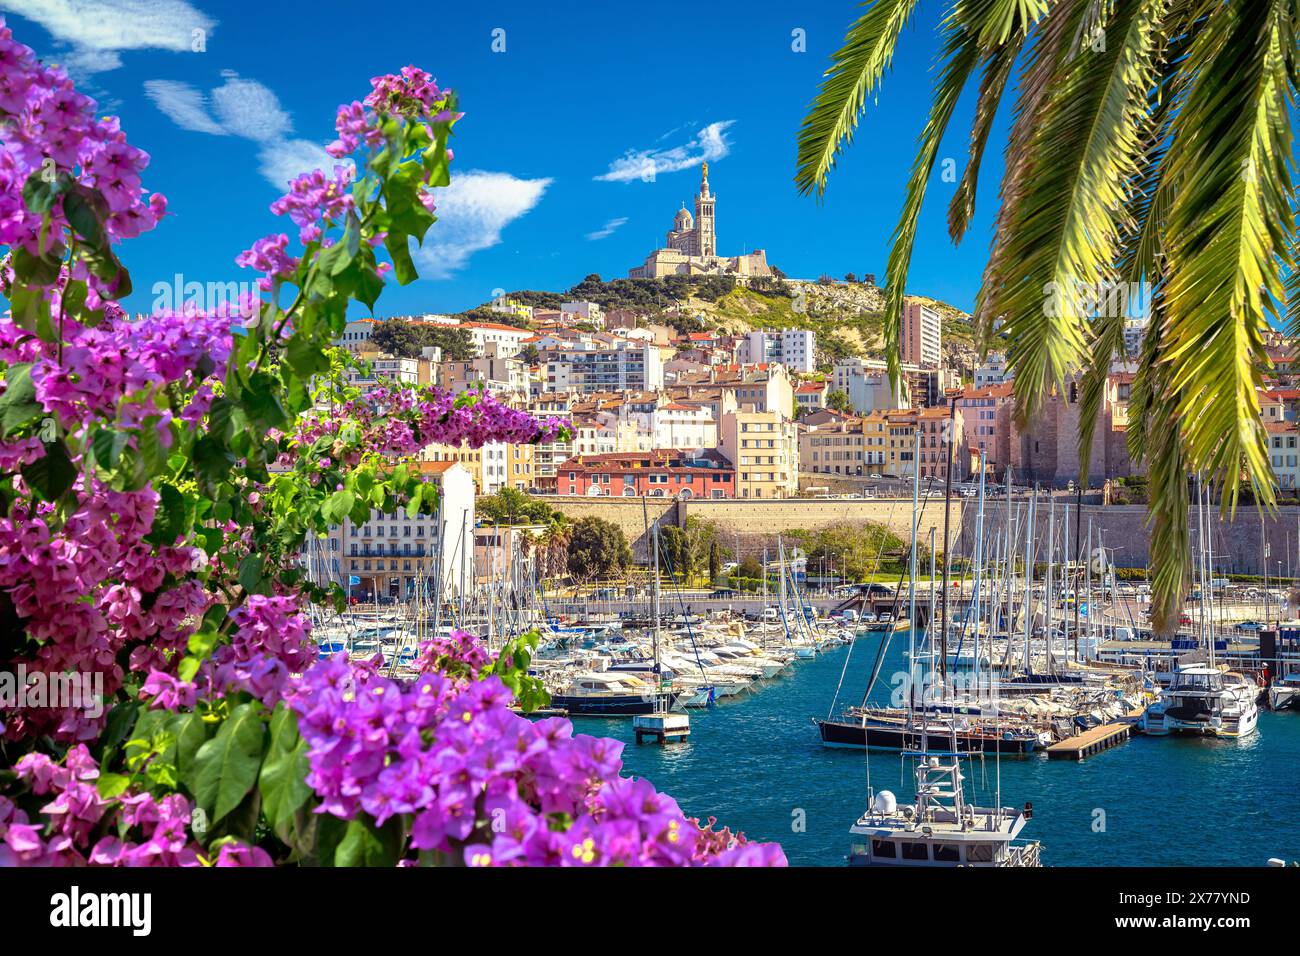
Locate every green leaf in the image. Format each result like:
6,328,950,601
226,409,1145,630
187,702,266,826
62,186,107,247
259,704,314,842
324,489,355,523
96,773,133,799
0,364,44,438
237,553,266,593
331,815,404,867
22,439,76,500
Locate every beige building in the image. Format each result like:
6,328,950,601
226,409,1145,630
421,439,535,495
720,409,799,498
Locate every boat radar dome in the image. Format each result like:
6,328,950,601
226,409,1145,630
872,791,897,815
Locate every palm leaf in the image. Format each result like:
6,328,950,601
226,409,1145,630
1160,0,1295,517
979,0,1164,429
948,32,1024,243
795,0,923,199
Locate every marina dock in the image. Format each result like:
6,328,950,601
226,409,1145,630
1045,722,1131,760
633,712,691,744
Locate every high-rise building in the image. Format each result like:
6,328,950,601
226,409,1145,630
900,300,943,368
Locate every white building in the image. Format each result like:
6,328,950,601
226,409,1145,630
559,300,605,326
344,355,420,387
462,322,532,358
652,402,717,450
323,461,475,600
974,352,1011,388
739,328,816,374
832,358,909,413
901,301,943,369
544,342,664,394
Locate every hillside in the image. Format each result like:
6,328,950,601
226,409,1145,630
488,275,977,374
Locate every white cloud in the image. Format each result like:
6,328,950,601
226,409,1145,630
586,216,628,241
143,78,227,135
595,121,735,183
3,0,215,73
145,74,326,188
414,171,552,280
145,71,550,277
211,77,290,142
257,139,338,190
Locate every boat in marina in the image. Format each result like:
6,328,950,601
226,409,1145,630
1141,662,1260,737
546,672,680,716
846,745,1042,867
816,708,1045,753
1268,672,1300,711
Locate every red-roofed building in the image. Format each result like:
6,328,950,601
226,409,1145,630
558,450,735,498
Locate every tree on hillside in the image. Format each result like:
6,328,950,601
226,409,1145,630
369,318,430,358
566,516,631,581
370,319,475,361
826,389,853,414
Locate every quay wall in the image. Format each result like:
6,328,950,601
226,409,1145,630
957,501,1300,578
547,495,1300,574
547,495,961,561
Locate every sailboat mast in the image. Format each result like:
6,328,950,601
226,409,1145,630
908,425,921,712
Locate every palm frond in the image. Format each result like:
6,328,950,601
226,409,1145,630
879,8,988,388
795,0,922,199
1160,0,1296,518
948,33,1023,243
973,0,1084,350
980,0,1164,430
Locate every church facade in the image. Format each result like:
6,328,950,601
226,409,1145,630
629,164,772,282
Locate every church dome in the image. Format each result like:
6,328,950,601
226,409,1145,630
674,206,694,230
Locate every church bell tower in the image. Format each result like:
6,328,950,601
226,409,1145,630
694,162,715,257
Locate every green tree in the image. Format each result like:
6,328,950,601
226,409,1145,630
566,516,631,581
792,523,903,582
477,487,559,525
826,389,853,414
708,539,721,581
369,319,475,361
797,0,1300,632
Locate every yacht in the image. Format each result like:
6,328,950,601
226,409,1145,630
1267,672,1300,711
546,672,679,717
847,751,1041,867
1141,662,1259,737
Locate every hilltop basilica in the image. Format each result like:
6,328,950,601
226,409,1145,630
629,163,773,282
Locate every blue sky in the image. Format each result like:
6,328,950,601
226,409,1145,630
2,0,1004,316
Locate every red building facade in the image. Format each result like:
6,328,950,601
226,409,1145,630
559,450,735,498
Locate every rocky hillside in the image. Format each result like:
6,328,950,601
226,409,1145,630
492,275,978,375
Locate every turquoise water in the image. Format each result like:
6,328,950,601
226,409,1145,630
571,636,1300,866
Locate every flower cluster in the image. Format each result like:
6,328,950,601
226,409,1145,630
0,15,786,868
200,594,316,707
2,746,269,866
269,165,355,245
289,644,786,867
26,304,233,428
0,21,165,305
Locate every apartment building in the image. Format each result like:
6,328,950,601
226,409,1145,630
719,409,799,498
900,300,943,368
738,328,817,373
543,342,664,394
559,449,735,498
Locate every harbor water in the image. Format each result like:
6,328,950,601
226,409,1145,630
571,634,1300,866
